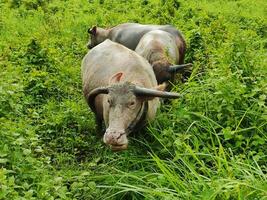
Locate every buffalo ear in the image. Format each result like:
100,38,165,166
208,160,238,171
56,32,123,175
109,72,124,84
88,26,97,35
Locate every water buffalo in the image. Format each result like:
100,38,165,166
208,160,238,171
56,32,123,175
87,23,186,63
82,39,180,151
135,30,192,85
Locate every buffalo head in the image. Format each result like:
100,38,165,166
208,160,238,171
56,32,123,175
87,26,109,49
87,80,180,151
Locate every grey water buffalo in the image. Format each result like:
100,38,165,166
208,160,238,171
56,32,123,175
87,23,186,63
82,39,180,151
135,30,192,85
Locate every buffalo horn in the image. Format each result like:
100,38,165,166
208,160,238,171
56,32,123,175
134,86,181,99
168,63,193,73
88,87,109,111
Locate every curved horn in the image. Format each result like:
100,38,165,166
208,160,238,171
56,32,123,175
87,87,109,112
134,86,181,99
168,63,193,73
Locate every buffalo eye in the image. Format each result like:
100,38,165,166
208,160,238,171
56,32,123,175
128,101,136,108
107,98,112,106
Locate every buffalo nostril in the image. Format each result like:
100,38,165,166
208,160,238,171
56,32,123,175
87,43,92,49
104,130,126,145
116,132,126,140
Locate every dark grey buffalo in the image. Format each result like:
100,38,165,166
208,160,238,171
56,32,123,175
87,23,186,63
82,39,180,151
135,30,192,85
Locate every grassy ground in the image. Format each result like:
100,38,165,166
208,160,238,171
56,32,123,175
0,0,266,199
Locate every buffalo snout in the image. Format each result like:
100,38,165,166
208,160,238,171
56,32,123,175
87,44,92,49
103,128,128,151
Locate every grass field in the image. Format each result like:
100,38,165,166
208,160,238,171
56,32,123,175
0,0,266,199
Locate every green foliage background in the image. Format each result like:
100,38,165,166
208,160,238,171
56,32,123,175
0,0,266,199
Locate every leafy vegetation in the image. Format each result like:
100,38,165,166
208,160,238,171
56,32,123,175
0,0,266,199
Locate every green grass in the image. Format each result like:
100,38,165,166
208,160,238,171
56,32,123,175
0,0,266,199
